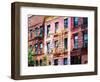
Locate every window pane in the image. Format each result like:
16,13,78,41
47,25,50,36
83,18,88,26
35,27,38,37
71,56,81,64
55,40,58,48
30,29,33,38
55,22,59,33
40,26,43,37
64,18,68,28
47,42,50,54
40,43,43,48
64,38,68,49
35,44,38,54
73,17,78,27
74,34,78,48
63,58,68,65
54,59,58,65
40,59,42,66
36,60,38,66
83,32,88,47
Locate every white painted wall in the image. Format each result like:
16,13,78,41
0,0,100,81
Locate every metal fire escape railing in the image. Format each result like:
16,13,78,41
46,28,68,56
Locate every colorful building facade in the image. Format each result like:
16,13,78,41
28,16,45,66
28,15,88,66
70,17,88,64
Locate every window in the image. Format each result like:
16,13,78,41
30,29,33,38
40,43,43,49
83,32,88,47
36,60,39,66
35,44,38,54
54,59,58,65
35,27,38,37
47,42,50,54
71,56,81,64
47,25,50,36
73,17,78,27
63,58,68,65
83,18,88,26
55,22,59,33
74,34,78,49
40,59,42,66
40,26,43,37
55,40,58,48
64,18,68,28
64,38,68,49
40,43,43,53
49,61,51,65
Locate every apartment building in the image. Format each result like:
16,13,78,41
28,15,45,66
70,17,88,64
28,15,88,66
44,16,71,65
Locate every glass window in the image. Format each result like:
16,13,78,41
55,40,58,48
40,26,43,37
40,43,43,49
64,18,68,28
64,38,68,49
71,56,81,64
35,27,38,37
47,42,50,54
40,59,42,66
30,29,33,38
36,60,38,66
73,17,78,27
74,34,78,49
35,44,38,54
47,25,50,36
55,22,59,33
83,32,88,47
83,18,88,26
54,59,58,65
63,58,68,65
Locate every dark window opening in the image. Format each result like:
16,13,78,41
64,38,68,49
40,43,43,53
64,18,68,28
36,60,39,66
47,42,50,54
35,27,38,37
71,56,81,64
55,22,59,33
40,59,42,66
54,59,58,65
49,61,51,65
30,29,33,38
63,58,68,65
40,26,43,37
47,25,50,36
83,18,88,27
